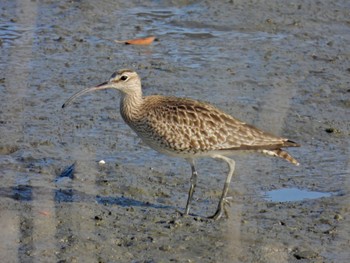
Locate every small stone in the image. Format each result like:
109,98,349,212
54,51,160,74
325,127,341,134
334,213,343,220
279,221,286,226
323,227,336,235
94,215,102,221
319,218,331,225
294,250,318,259
99,160,106,165
169,219,182,228
159,245,171,251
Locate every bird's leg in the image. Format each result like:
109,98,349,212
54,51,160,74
184,159,198,215
209,155,235,220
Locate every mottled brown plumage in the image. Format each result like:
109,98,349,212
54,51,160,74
63,69,300,220
122,95,298,160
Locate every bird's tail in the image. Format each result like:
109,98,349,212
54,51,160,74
260,149,300,166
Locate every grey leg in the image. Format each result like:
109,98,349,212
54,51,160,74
184,158,198,215
210,155,236,220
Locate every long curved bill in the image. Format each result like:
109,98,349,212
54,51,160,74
62,81,110,109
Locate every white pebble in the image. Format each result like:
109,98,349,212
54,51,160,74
99,160,106,165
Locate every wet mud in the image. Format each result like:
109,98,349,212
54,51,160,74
1,0,349,262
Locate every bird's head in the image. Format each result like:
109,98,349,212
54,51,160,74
62,69,141,108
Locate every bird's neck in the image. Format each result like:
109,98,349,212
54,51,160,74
120,91,144,124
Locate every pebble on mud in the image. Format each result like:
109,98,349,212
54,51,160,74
168,219,183,228
159,245,172,251
325,127,341,134
294,250,318,259
99,160,106,165
334,213,343,220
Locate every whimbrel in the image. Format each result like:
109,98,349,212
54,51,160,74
62,69,299,220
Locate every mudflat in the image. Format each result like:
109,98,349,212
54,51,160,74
0,1,349,262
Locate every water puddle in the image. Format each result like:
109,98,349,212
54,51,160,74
265,188,332,202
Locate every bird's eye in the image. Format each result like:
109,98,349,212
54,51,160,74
120,75,128,81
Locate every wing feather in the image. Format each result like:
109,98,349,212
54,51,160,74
139,96,293,152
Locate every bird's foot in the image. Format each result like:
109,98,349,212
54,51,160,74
208,196,233,220
175,209,189,218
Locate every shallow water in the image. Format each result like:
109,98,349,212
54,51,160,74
1,1,349,262
265,188,332,202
